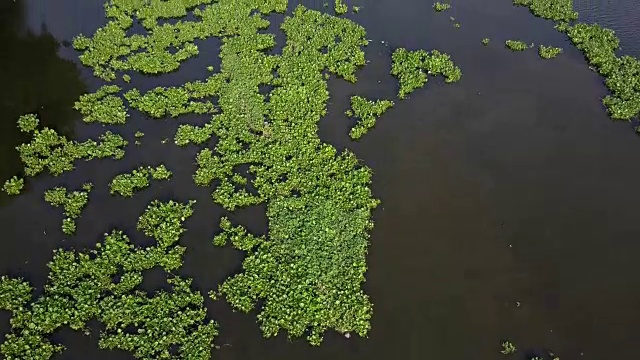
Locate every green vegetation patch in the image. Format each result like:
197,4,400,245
512,0,577,23
0,200,215,360
74,85,129,124
12,114,127,177
3,176,24,196
17,113,39,133
538,44,563,59
345,96,394,139
335,0,348,15
482,37,490,46
124,74,223,118
390,47,462,99
516,0,640,121
433,2,451,12
566,23,640,120
505,39,530,51
110,164,172,197
44,183,93,235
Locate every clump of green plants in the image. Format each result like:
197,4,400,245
74,85,128,124
512,0,577,23
345,96,394,139
539,44,562,59
174,122,216,146
505,39,531,51
109,165,172,197
353,5,361,13
3,176,24,196
482,37,490,46
124,74,223,118
44,184,93,235
17,113,39,133
134,130,144,138
335,0,348,15
566,23,640,120
71,0,222,80
0,200,216,359
12,114,127,177
433,2,451,12
500,340,517,355
137,199,196,248
515,0,640,122
454,22,461,28
390,47,462,99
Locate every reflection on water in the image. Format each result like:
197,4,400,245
0,0,86,195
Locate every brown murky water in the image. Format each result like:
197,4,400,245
1,0,639,359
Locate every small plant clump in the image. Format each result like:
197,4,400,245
110,165,172,197
17,113,39,133
501,340,517,355
539,44,563,59
390,47,462,99
134,130,144,138
345,96,394,139
505,39,531,51
334,0,348,15
433,2,451,12
74,85,129,124
482,37,490,46
3,176,24,196
44,184,93,235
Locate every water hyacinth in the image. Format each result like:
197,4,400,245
74,85,129,124
2,176,24,196
505,39,530,51
17,113,39,133
44,184,93,235
0,200,214,360
512,0,577,23
482,37,490,46
1,0,474,352
334,0,347,15
390,47,462,99
538,44,562,59
433,2,451,12
109,164,172,197
345,95,394,139
515,0,640,121
15,118,127,177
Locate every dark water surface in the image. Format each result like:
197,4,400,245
1,0,639,359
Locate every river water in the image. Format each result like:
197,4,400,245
1,0,639,359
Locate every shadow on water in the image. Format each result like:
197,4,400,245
0,0,86,200
1,0,640,359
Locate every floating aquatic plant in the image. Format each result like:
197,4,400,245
501,340,517,355
3,176,24,196
110,165,172,197
44,184,93,235
74,85,128,125
0,200,214,359
137,199,195,249
516,0,640,121
433,2,451,12
390,47,462,99
482,37,490,46
346,96,394,139
174,122,216,146
14,114,127,177
505,39,530,51
539,44,562,59
134,131,144,138
512,0,577,23
17,113,39,133
334,0,348,15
